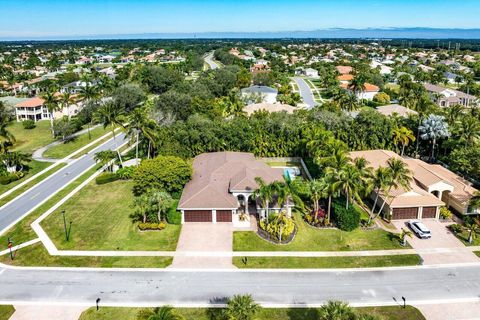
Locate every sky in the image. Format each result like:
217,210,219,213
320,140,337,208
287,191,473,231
1,0,480,39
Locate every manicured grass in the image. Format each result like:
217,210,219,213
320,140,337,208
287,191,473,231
79,306,425,320
0,305,15,320
0,242,172,268
475,251,480,257
0,160,51,196
8,120,55,154
450,227,480,246
0,162,66,207
233,212,406,252
266,161,300,167
43,126,110,159
233,255,421,268
0,166,101,250
41,179,181,251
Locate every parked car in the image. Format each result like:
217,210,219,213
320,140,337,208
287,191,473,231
408,220,432,239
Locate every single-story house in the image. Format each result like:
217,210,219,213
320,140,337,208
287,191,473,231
244,103,297,116
241,85,278,104
340,82,379,101
376,104,418,118
350,150,479,220
178,152,289,224
295,67,319,78
424,83,477,108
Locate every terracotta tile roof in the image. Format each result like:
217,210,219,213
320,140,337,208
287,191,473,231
336,65,353,75
376,104,418,117
178,152,284,210
14,97,44,108
337,74,353,81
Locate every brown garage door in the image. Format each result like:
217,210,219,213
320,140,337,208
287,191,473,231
184,210,212,222
216,210,232,222
392,207,419,220
422,207,437,218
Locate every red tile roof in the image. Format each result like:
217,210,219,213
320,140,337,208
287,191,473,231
15,97,44,108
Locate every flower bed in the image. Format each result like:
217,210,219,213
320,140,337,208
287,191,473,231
138,222,167,231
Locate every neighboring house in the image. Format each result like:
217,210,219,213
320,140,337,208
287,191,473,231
340,82,379,100
14,97,50,122
444,72,460,84
370,61,392,75
336,65,353,75
337,74,353,84
424,83,477,108
244,103,297,116
178,152,289,224
376,104,418,118
350,150,479,220
241,85,278,104
295,67,319,78
61,80,97,94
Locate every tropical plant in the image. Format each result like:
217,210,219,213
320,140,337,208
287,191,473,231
331,164,363,209
392,126,416,156
369,167,391,223
319,300,356,320
253,177,276,221
41,88,60,137
59,91,74,119
419,114,450,161
136,306,185,320
226,294,260,320
126,107,158,162
465,219,480,244
93,150,117,172
148,190,174,222
399,228,413,246
132,193,151,224
95,100,125,141
0,151,31,173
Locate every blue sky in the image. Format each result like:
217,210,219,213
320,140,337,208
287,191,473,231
1,0,480,39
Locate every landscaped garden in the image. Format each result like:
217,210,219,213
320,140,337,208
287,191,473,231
41,179,182,251
449,218,480,246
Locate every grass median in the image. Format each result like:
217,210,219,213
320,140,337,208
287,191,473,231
79,306,425,320
233,255,422,269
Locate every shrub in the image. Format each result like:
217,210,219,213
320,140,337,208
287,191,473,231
0,173,22,185
138,222,166,231
95,172,119,185
259,212,295,241
440,206,453,220
167,206,182,225
22,119,36,129
132,156,192,195
332,202,360,231
116,166,136,180
449,223,462,234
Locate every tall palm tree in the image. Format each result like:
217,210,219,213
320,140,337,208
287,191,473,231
459,115,480,147
320,173,339,224
376,158,413,216
226,294,260,320
332,164,363,209
136,306,184,320
419,114,450,161
94,101,125,151
59,91,74,120
369,167,392,223
308,179,324,220
0,105,15,154
443,104,464,126
93,150,117,172
465,219,480,244
41,89,60,137
253,177,276,221
392,126,416,156
126,107,157,164
79,83,101,138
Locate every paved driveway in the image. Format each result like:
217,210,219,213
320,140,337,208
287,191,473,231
393,220,479,264
170,223,234,269
293,77,318,109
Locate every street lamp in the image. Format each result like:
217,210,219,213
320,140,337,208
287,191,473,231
96,298,101,311
61,210,72,241
401,296,406,309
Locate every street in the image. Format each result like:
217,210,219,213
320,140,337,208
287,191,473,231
0,133,127,234
293,77,318,109
0,264,479,307
204,52,221,70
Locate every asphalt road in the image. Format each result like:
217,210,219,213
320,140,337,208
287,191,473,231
0,133,126,234
0,265,479,306
293,77,318,109
204,52,221,70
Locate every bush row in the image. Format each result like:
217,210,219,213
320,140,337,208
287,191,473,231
138,222,167,231
95,167,137,185
0,172,24,185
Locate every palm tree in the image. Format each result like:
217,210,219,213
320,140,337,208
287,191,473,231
308,179,324,220
59,91,74,120
341,92,360,112
376,158,413,217
369,167,392,223
459,115,480,147
321,173,339,224
469,191,480,214
79,83,101,138
95,101,125,140
126,107,157,164
1,151,31,173
419,114,450,162
353,156,374,197
93,150,117,172
133,194,151,224
136,306,184,320
0,105,15,154
41,89,60,137
399,228,413,246
465,219,480,244
332,164,363,209
392,126,416,156
253,177,276,221
226,294,260,320
443,104,464,126
319,300,355,320
148,190,173,222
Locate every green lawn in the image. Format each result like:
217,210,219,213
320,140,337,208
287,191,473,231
79,306,425,320
234,212,406,252
43,126,110,159
0,166,101,250
450,227,480,246
8,120,55,154
475,251,480,258
0,242,172,268
0,305,15,320
41,179,181,251
0,160,51,196
233,255,421,268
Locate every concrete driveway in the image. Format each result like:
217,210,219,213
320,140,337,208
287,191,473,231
393,220,479,264
170,223,234,269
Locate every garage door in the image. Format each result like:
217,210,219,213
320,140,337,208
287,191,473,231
184,210,212,222
422,207,437,219
392,207,419,220
217,210,232,222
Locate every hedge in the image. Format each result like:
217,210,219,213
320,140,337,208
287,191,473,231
95,172,119,185
138,222,166,231
332,201,360,231
0,173,22,185
167,205,182,225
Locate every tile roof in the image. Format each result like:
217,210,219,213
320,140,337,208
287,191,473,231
14,97,44,108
